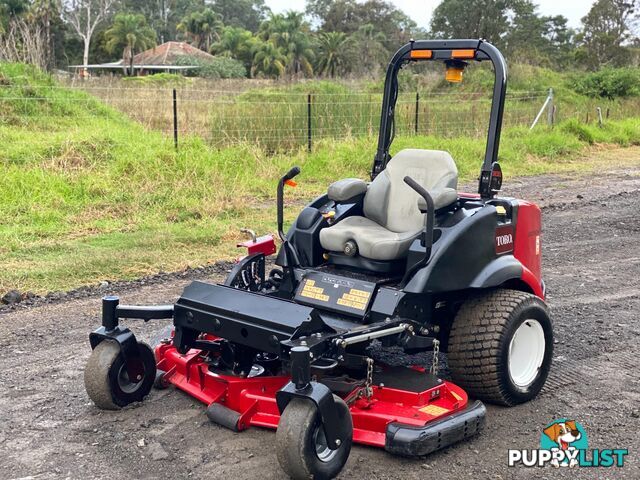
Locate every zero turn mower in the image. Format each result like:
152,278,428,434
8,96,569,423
84,39,553,479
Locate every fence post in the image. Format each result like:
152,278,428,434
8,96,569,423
546,88,554,126
172,88,178,151
530,88,553,130
415,92,419,135
307,93,312,152
597,107,603,128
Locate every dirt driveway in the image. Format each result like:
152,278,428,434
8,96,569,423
1,162,639,479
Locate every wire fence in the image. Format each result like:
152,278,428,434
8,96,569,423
2,83,640,151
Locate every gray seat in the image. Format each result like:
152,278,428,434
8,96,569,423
319,149,458,261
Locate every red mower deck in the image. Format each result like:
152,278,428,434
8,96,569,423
156,341,477,449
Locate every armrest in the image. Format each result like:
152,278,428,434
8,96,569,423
328,178,367,202
418,188,457,212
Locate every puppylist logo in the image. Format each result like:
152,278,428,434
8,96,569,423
508,418,628,468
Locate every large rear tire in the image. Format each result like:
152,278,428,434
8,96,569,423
447,289,553,406
276,395,352,480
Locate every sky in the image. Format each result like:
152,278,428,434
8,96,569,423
264,0,596,29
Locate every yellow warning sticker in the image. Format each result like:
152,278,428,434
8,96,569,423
451,391,463,402
337,298,367,310
349,288,371,298
300,280,329,302
419,404,450,416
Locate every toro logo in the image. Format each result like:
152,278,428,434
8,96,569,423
495,225,514,254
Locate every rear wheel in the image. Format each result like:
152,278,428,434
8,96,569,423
447,289,553,406
276,395,352,480
84,340,156,410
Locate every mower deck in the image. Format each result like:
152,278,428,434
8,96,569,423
155,342,485,454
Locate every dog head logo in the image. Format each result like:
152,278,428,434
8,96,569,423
540,419,588,467
543,421,581,450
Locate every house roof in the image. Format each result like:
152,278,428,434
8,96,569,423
132,41,215,66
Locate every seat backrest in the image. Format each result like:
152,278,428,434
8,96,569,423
363,149,458,233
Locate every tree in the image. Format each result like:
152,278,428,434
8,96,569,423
316,31,348,77
577,0,638,69
105,13,156,75
210,25,255,69
347,23,388,77
251,38,286,77
504,1,573,67
431,0,514,46
258,11,314,77
177,7,223,51
309,0,416,51
62,0,115,71
28,0,63,70
210,0,269,33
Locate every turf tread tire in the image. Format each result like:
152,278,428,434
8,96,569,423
447,289,553,406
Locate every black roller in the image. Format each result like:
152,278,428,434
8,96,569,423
206,402,241,431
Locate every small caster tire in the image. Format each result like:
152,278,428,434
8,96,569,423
276,395,352,480
153,369,170,390
84,340,156,410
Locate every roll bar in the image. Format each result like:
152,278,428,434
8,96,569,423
372,39,507,198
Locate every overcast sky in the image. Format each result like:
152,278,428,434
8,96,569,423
264,0,595,29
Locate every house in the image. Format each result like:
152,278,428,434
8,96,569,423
70,41,214,76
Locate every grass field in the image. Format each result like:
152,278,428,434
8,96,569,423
2,62,640,294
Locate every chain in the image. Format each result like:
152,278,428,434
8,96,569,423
430,339,440,375
364,357,374,399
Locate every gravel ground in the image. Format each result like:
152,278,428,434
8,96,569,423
1,165,639,480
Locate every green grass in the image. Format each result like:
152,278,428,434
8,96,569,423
1,63,640,294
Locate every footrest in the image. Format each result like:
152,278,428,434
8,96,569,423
384,400,486,456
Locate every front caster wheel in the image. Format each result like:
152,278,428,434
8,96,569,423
84,340,156,410
276,395,352,480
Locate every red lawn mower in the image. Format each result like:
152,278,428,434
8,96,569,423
84,39,553,479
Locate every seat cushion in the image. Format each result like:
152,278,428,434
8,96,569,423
327,178,368,202
363,149,458,233
418,187,458,211
320,216,421,261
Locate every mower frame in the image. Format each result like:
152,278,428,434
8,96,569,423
84,39,553,480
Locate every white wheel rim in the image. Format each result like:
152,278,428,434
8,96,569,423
508,319,546,388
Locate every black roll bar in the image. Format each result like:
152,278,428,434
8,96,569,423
372,39,508,199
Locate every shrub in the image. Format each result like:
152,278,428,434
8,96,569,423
560,119,597,144
122,73,190,86
175,55,247,79
571,68,640,99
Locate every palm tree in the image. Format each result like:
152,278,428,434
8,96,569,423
251,40,287,78
348,24,389,77
316,32,348,77
105,13,157,76
177,8,223,52
210,26,255,69
257,11,314,77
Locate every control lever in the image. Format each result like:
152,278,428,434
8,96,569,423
277,166,301,292
403,176,435,265
277,166,301,241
